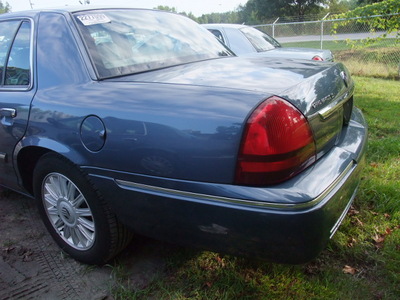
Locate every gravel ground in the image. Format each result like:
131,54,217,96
0,188,169,300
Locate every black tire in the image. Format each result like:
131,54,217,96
33,153,133,265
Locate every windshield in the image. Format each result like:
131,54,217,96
239,27,281,52
73,9,233,78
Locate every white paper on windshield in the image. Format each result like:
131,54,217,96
77,14,111,26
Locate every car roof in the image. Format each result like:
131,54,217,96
203,23,248,30
0,7,159,19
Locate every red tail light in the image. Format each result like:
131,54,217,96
235,96,316,186
312,55,324,61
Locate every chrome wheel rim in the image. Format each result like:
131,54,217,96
42,173,95,250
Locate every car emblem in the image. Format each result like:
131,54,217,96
340,71,348,87
312,93,335,110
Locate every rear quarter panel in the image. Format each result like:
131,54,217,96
21,11,266,184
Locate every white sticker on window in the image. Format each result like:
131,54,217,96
77,14,111,26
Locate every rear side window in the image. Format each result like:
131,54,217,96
0,20,31,87
208,29,225,43
239,27,276,52
0,21,20,83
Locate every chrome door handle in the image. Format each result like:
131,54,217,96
0,108,17,118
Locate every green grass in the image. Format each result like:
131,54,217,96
111,77,400,299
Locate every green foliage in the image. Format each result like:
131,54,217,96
0,0,11,14
197,11,241,24
328,0,355,14
154,6,177,13
332,0,400,44
152,0,358,25
335,0,400,23
172,1,358,25
244,0,328,21
357,0,386,5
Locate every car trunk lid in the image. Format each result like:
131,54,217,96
279,62,354,158
109,56,354,162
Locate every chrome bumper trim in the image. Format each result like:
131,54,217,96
0,152,7,162
115,161,355,210
329,186,357,239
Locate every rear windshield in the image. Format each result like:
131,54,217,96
239,27,281,52
73,9,233,78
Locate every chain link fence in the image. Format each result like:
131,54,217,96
254,14,400,79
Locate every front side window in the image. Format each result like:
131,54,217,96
239,27,280,52
73,9,233,78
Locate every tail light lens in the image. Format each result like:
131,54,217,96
312,55,324,61
235,96,316,186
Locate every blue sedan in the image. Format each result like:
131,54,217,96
0,8,366,264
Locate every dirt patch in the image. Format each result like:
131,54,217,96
0,188,169,300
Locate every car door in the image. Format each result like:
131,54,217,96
0,19,36,189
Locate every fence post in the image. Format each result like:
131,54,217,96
272,17,279,38
320,13,330,49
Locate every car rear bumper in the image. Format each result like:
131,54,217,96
85,108,367,263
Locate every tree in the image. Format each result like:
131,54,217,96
179,11,198,22
197,11,241,24
154,5,200,22
357,0,384,6
0,0,11,13
154,6,177,13
327,0,356,14
237,2,262,24
333,0,399,40
244,0,328,21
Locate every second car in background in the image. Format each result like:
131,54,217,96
204,23,334,61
